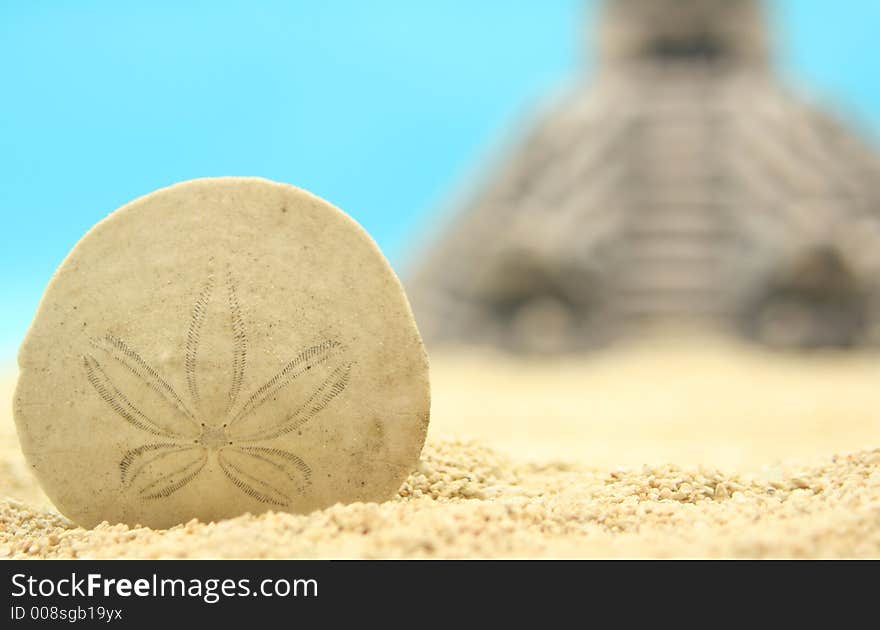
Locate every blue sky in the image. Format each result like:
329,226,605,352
1,0,879,358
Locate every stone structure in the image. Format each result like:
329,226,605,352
410,0,880,352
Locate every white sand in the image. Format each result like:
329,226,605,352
2,338,879,558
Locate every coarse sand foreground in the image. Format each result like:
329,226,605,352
2,338,880,559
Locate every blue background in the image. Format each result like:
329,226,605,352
2,0,879,358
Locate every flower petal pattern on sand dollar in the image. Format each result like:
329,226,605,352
230,360,353,443
218,447,311,506
83,354,195,439
120,444,208,500
184,265,250,423
89,335,200,438
226,340,348,435
83,263,354,506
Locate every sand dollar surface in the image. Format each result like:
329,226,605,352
14,178,430,528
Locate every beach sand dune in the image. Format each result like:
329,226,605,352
2,338,879,558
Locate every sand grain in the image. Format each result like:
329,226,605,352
2,341,879,559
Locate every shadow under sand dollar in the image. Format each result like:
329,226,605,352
83,264,353,507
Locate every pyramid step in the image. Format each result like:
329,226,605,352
625,210,731,232
626,170,726,187
633,118,715,135
608,240,734,266
626,193,737,207
609,268,721,292
616,311,730,328
606,290,729,317
636,142,713,161
610,279,723,296
619,225,735,241
635,201,727,211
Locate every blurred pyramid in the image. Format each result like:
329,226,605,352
409,0,880,353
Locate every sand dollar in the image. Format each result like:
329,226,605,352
14,178,430,528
